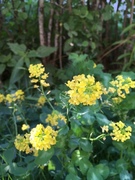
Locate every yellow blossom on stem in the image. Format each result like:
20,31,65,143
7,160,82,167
30,124,58,151
110,121,132,142
28,64,50,88
14,133,32,154
5,90,24,104
21,124,30,131
66,74,105,106
46,110,67,127
37,95,46,107
109,75,135,101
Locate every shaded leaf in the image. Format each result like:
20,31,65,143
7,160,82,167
37,46,56,58
34,148,54,165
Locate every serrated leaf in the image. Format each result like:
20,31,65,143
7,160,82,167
8,43,26,55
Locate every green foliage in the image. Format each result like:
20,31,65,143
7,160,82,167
1,55,135,179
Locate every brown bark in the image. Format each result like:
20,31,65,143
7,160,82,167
48,0,54,47
130,0,134,25
38,0,46,65
38,0,45,46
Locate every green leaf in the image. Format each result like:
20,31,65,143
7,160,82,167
79,138,92,152
28,50,38,57
121,24,135,35
37,46,56,58
116,159,128,173
120,93,135,110
71,120,83,137
82,41,89,47
9,163,28,176
0,164,9,176
0,64,6,74
65,173,81,180
87,167,103,180
34,148,54,165
64,23,70,31
95,164,110,179
3,147,16,164
67,163,77,175
78,158,92,175
95,113,110,126
0,54,11,63
72,150,90,166
8,43,26,55
9,58,25,84
121,71,135,80
119,170,133,180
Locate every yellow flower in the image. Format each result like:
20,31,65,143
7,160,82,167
109,75,135,100
66,74,104,106
29,64,44,78
46,110,67,127
22,124,30,131
14,133,32,154
37,95,46,107
30,124,57,151
112,97,123,104
0,93,5,103
110,121,132,142
5,90,24,104
15,90,24,101
101,125,109,133
28,64,50,88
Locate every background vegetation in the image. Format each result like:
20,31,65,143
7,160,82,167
1,0,135,179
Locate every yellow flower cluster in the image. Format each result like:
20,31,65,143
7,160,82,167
110,121,132,142
14,124,58,154
109,75,135,102
30,124,57,151
46,110,67,127
37,95,46,107
28,64,49,88
0,93,5,103
66,74,104,105
5,90,24,104
0,90,24,104
14,133,32,154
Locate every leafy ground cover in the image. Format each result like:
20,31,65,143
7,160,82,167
1,57,135,180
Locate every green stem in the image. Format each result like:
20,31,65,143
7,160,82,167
89,133,107,141
41,85,54,110
13,108,18,136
